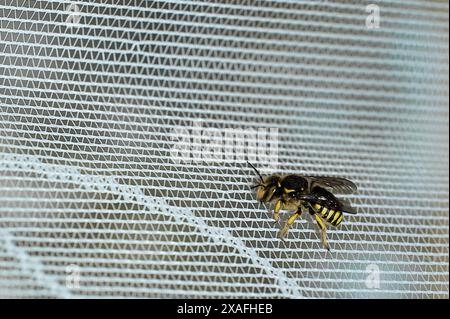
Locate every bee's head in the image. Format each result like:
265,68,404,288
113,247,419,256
248,162,282,203
255,176,282,203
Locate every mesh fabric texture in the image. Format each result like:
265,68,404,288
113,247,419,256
0,0,449,298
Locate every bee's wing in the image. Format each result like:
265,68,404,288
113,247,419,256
338,198,358,215
306,176,357,195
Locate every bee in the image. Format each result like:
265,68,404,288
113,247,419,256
248,162,357,251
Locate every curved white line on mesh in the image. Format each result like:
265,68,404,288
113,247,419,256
0,153,303,299
0,228,72,298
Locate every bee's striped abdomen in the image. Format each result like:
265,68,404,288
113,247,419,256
314,204,344,227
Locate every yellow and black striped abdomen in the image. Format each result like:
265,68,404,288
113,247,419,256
314,204,343,227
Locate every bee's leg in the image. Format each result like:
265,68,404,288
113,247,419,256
305,201,318,215
272,199,283,225
278,208,303,240
314,214,331,252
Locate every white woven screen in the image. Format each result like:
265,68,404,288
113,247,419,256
0,0,448,299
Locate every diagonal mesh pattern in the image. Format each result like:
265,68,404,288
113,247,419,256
0,0,448,298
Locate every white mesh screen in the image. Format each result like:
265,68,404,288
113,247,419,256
0,0,448,299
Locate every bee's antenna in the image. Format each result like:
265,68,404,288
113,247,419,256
247,161,264,184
